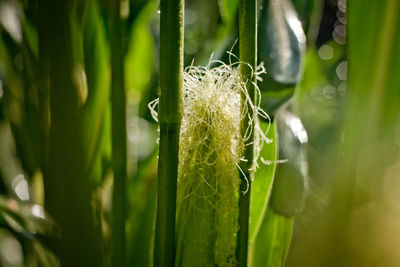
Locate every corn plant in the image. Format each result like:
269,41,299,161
0,0,400,266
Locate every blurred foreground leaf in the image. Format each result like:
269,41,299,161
290,1,400,266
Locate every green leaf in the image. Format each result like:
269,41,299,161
248,121,293,267
22,19,38,58
258,0,305,86
249,207,293,267
269,100,309,217
249,121,277,242
0,195,54,240
258,0,306,116
289,1,400,265
218,0,239,23
190,0,239,65
347,0,400,128
126,151,158,267
125,1,156,95
81,0,111,184
290,0,324,45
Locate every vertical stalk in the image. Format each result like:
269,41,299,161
110,1,127,267
237,0,257,266
154,0,184,266
38,0,102,265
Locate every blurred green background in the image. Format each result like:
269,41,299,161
0,0,399,266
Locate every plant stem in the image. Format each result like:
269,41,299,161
38,0,102,265
154,0,184,266
110,1,127,267
237,0,257,266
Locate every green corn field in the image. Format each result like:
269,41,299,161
0,0,399,266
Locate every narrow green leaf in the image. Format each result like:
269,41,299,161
82,0,111,184
219,0,239,23
125,1,156,94
249,121,277,242
249,207,293,267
